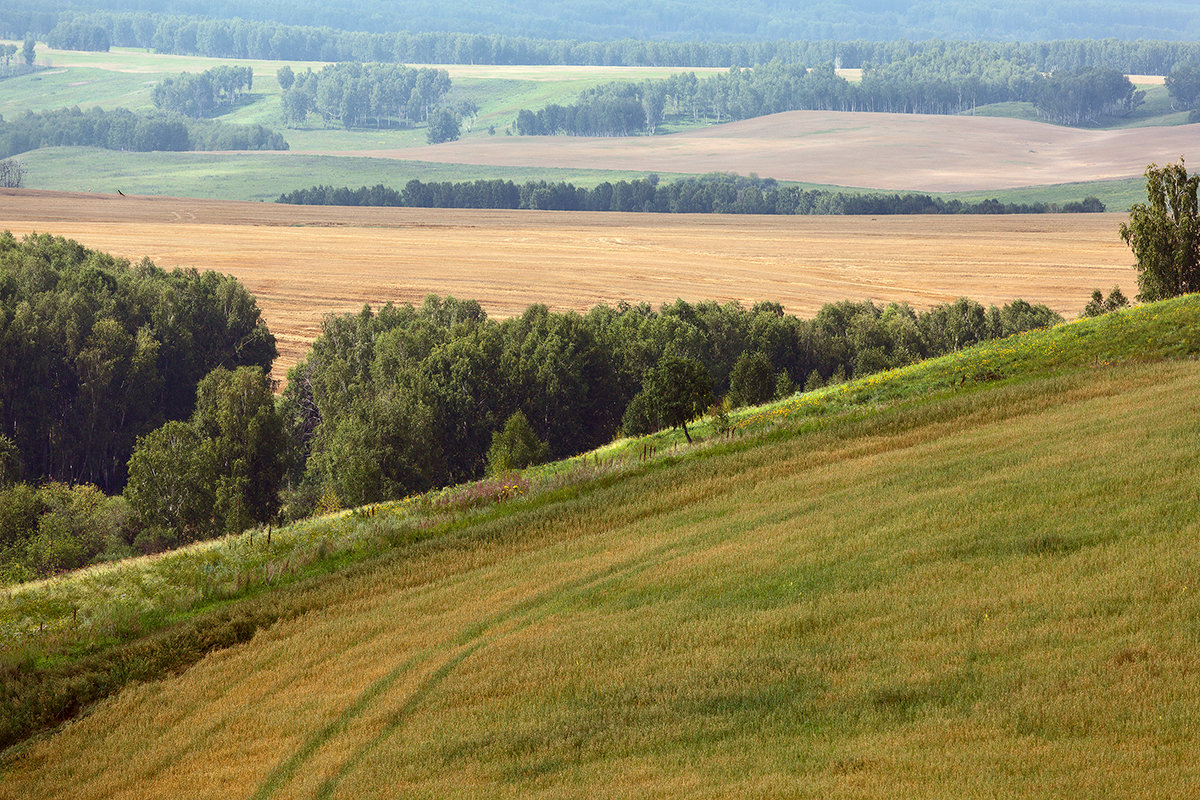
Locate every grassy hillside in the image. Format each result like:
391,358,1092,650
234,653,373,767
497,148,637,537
2,295,1199,797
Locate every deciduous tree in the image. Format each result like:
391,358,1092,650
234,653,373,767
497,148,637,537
640,356,713,443
1120,159,1200,301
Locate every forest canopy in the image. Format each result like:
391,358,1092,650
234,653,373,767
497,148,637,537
6,0,1200,44
0,231,277,494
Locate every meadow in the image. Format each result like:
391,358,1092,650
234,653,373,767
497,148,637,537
1,190,1138,379
3,44,723,147
2,295,1198,798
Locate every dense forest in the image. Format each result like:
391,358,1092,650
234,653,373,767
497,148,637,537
278,175,1106,215
0,107,288,159
0,232,276,494
0,233,1064,582
5,4,1200,72
6,0,1200,43
0,234,279,579
513,62,1142,135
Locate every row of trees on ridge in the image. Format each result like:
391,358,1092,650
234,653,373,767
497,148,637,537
278,175,1105,216
514,62,1145,135
0,231,1063,582
0,106,289,158
7,157,1198,584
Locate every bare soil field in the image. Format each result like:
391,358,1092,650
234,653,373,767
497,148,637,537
344,110,1198,192
1,189,1136,381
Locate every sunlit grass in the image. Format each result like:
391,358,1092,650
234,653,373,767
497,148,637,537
3,344,1199,797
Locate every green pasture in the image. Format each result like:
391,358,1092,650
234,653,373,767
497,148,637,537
11,147,698,200
12,145,1138,208
6,44,711,139
943,177,1146,211
2,294,1199,796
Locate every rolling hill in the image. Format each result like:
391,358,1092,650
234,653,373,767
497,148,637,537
363,110,1200,193
3,295,1199,798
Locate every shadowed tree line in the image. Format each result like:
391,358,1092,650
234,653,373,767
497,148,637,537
0,106,288,159
0,233,277,580
279,174,1105,216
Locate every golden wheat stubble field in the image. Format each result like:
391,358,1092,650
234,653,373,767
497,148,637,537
1,189,1136,381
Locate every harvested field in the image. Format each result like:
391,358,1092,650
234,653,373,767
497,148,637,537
1,189,1137,382
346,110,1199,192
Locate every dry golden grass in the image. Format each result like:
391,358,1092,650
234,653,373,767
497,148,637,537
3,357,1199,798
1,189,1136,381
358,110,1198,191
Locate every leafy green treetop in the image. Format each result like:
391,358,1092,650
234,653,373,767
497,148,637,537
426,108,461,144
641,356,713,443
1120,159,1200,301
486,411,551,475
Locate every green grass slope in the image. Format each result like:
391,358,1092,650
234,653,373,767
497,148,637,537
2,296,1200,798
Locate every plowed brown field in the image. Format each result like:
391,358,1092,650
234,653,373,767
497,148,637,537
350,110,1199,191
1,189,1137,382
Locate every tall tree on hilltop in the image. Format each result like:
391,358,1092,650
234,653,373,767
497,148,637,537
1120,159,1200,301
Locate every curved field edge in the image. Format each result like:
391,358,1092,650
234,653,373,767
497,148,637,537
11,148,1146,209
1,305,1198,796
0,295,1197,758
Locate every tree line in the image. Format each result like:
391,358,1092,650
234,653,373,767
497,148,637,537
0,232,277,494
278,175,1106,216
152,64,253,118
277,294,1060,518
0,106,288,159
0,228,1061,583
9,3,1200,64
277,62,452,129
514,61,1144,135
